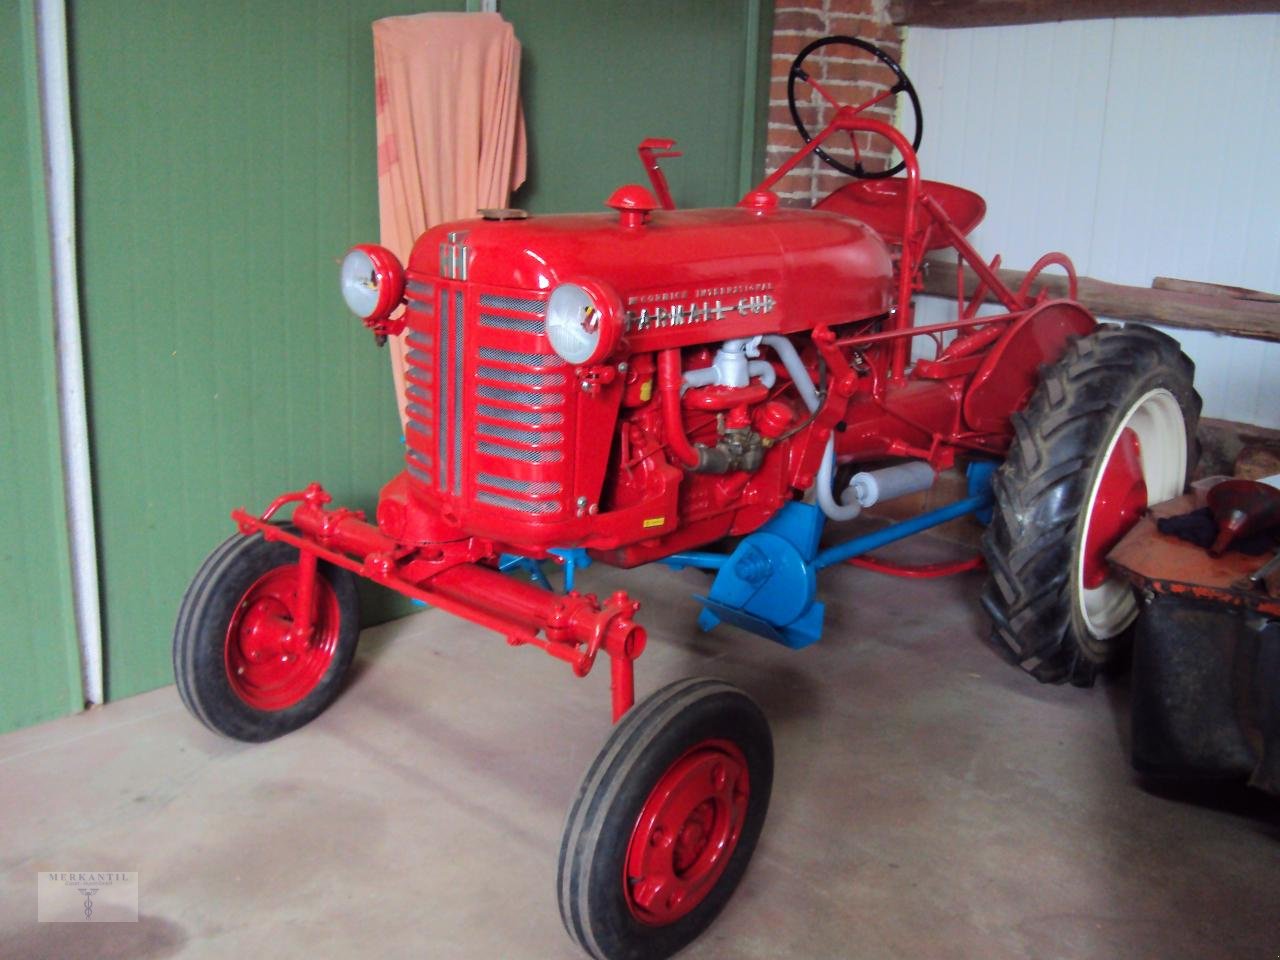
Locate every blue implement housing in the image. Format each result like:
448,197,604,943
665,460,997,648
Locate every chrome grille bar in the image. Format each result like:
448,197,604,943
437,288,450,491
452,290,464,496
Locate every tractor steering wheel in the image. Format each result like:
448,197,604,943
787,36,923,180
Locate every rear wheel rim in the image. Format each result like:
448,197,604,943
1077,388,1186,640
225,565,340,710
623,739,750,926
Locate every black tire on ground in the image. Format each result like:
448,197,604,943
558,678,773,960
981,324,1201,686
173,529,360,741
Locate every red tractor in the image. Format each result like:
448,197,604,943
174,37,1199,960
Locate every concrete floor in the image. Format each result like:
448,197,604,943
3,538,1277,960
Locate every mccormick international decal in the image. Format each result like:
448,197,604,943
625,281,776,332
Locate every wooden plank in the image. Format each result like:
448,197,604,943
891,0,1280,28
1153,276,1280,304
921,256,1280,343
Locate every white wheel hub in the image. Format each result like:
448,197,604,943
1076,387,1186,640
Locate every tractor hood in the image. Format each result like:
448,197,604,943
406,196,895,344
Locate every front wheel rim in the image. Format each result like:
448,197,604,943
225,564,341,710
623,739,750,926
1077,387,1186,640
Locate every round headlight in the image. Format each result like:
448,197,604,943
340,244,405,324
546,280,622,365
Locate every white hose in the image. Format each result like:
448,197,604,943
747,360,776,388
816,437,863,520
759,335,818,411
682,338,777,391
681,366,719,390
38,0,103,706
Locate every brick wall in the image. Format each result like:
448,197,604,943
766,0,905,206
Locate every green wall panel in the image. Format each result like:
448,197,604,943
0,0,84,731
69,0,464,701
504,0,772,213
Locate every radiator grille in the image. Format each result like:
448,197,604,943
402,275,569,517
406,281,434,315
477,441,565,464
476,491,561,514
477,422,565,445
476,385,565,406
406,449,433,484
479,294,546,315
479,313,543,334
477,404,563,426
403,291,437,486
476,473,562,497
478,346,558,368
477,367,566,388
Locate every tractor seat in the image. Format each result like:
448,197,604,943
816,178,985,252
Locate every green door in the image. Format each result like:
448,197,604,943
68,0,466,702
503,0,772,212
0,0,83,732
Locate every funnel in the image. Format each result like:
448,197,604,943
1206,479,1280,556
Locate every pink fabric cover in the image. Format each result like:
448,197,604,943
373,12,526,423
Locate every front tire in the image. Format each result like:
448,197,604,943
982,324,1201,686
558,678,773,960
173,529,360,741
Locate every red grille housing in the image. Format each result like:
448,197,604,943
401,275,587,542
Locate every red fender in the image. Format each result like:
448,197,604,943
962,300,1096,435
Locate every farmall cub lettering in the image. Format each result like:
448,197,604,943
174,37,1200,960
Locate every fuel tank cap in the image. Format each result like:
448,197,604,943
606,184,658,228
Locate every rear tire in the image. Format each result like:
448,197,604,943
173,529,360,741
981,324,1200,686
558,678,773,960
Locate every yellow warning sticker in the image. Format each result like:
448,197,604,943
642,517,665,528
639,379,653,402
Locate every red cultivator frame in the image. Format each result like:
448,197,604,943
174,36,1200,960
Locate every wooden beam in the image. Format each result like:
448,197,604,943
920,256,1280,343
1152,276,1280,305
891,0,1280,28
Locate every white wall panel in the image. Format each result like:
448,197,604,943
903,15,1280,427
